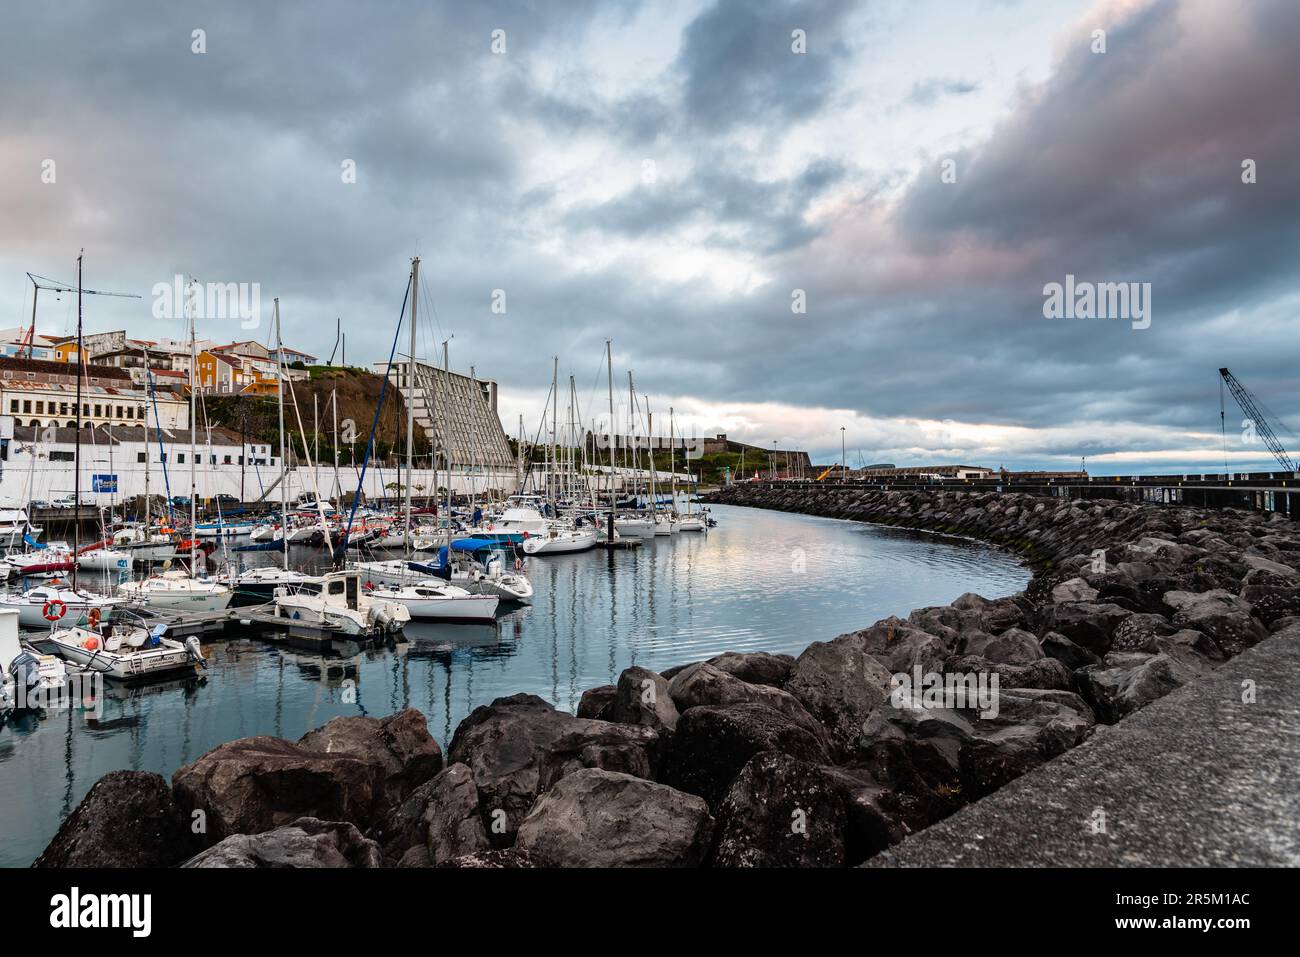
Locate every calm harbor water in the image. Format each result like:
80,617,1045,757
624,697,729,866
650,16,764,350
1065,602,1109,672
0,503,1030,866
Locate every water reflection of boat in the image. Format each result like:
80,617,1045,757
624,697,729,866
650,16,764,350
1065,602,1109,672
401,619,506,650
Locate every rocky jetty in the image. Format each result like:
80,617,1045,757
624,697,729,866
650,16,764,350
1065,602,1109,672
35,486,1299,867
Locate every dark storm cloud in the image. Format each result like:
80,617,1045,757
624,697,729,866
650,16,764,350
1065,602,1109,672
676,0,858,130
564,157,848,252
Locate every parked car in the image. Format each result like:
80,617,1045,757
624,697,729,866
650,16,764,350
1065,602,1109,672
169,495,192,507
28,499,50,510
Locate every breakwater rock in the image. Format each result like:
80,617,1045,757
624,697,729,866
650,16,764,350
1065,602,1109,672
36,487,1299,867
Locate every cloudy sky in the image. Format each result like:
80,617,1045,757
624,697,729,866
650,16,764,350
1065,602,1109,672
1,0,1296,472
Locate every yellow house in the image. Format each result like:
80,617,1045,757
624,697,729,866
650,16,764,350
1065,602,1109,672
196,350,245,393
53,342,79,362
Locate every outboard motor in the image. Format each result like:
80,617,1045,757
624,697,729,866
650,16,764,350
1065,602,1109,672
185,636,206,668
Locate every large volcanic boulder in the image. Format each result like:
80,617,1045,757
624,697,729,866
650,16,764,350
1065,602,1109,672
835,616,952,673
666,662,811,724
1040,601,1132,655
660,651,795,687
784,640,892,757
447,693,663,845
34,771,196,868
942,654,1074,691
1239,569,1300,626
447,694,574,845
172,736,385,846
956,689,1094,798
422,763,492,865
515,769,713,867
537,722,660,791
576,685,616,719
1076,651,1203,723
182,818,383,868
662,703,833,808
957,627,1043,665
1164,589,1268,655
370,763,490,864
711,752,849,868
297,708,443,810
1040,630,1101,669
607,666,679,731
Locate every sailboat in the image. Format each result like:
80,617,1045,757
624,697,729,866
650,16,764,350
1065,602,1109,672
116,277,231,611
353,259,509,620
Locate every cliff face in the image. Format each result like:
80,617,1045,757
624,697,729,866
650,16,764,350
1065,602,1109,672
200,367,430,466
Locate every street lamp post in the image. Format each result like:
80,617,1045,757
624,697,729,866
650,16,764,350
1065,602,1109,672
840,426,846,483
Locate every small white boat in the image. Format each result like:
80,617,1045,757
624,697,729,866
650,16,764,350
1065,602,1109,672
520,524,598,555
0,584,128,629
369,580,500,621
675,515,705,532
193,520,256,538
273,569,410,636
76,547,134,574
1,609,67,712
112,526,178,562
41,616,205,681
614,516,657,538
116,570,233,611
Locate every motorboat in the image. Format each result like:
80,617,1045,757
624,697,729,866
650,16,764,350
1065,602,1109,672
0,584,128,629
116,570,233,611
0,502,39,549
368,579,500,621
40,612,206,681
273,569,409,636
1,609,67,712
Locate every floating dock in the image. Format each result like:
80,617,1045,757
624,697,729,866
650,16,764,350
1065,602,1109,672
123,604,403,655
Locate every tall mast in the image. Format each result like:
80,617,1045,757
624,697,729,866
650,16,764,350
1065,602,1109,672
645,398,656,526
605,340,616,542
188,280,198,572
628,371,639,511
72,251,83,590
404,257,419,556
140,346,152,533
274,298,288,571
669,406,676,517
443,338,451,545
550,356,558,511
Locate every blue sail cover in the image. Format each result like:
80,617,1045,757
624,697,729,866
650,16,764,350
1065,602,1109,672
23,533,45,550
450,538,504,553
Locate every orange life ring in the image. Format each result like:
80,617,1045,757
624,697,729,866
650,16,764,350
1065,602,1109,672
43,598,67,622
87,607,102,627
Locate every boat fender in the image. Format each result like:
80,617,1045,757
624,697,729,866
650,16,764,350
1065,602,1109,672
522,531,530,540
87,607,102,628
81,634,100,651
43,598,67,622
515,557,522,571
